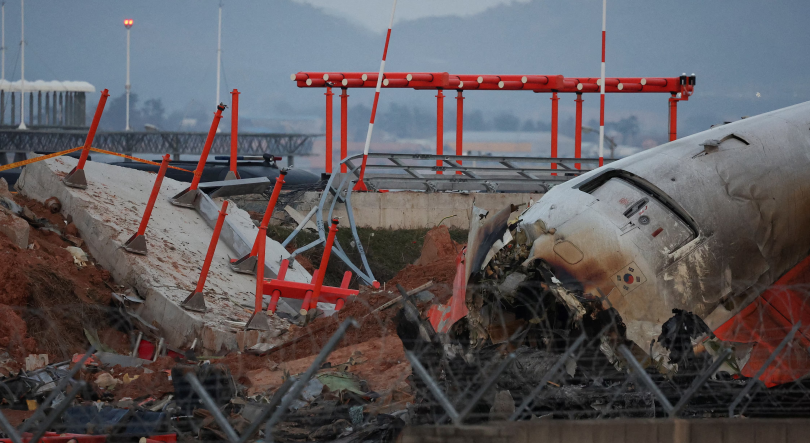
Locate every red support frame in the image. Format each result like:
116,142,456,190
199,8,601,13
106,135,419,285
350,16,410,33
294,72,696,174
228,89,241,180
455,90,464,174
550,91,559,175
575,93,583,170
669,93,678,141
263,218,359,316
436,89,444,174
325,86,334,174
340,88,349,173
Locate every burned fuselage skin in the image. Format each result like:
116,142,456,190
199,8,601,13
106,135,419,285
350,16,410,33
517,101,810,367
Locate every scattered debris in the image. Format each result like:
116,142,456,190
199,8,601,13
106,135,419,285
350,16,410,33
24,354,49,371
65,246,90,267
44,197,62,214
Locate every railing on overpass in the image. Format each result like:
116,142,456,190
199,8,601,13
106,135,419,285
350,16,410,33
0,129,317,165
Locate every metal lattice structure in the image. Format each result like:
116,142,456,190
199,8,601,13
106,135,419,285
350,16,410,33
0,129,316,156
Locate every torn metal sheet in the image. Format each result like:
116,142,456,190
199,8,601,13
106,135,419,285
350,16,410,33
198,177,271,198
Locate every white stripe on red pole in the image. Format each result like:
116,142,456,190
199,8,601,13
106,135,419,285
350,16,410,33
598,0,606,167
354,0,398,191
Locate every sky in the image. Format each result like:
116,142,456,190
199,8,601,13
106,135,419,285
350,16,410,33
0,0,808,140
290,0,530,31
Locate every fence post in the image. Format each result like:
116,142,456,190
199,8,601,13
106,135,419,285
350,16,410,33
225,89,241,180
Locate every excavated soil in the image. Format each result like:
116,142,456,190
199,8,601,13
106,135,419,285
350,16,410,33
0,194,124,368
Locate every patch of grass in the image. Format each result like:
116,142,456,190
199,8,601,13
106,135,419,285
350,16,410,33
267,225,468,288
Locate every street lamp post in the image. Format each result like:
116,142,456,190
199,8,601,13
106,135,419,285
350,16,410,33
215,2,221,107
17,0,25,130
124,18,133,131
2,2,5,82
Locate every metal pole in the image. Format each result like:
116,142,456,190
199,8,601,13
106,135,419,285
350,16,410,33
353,0,398,191
190,104,225,191
340,87,348,173
575,92,583,170
306,218,339,313
135,155,170,237
455,90,463,174
17,0,24,129
126,25,131,131
436,88,444,174
325,86,333,174
550,91,558,175
249,171,286,257
228,88,240,179
668,94,677,141
597,0,606,167
36,90,40,124
1,2,4,81
216,1,222,107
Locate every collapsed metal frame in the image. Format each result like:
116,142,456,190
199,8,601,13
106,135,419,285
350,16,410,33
281,153,615,286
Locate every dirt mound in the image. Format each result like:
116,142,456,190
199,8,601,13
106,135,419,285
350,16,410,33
0,194,120,363
413,225,460,266
387,224,462,303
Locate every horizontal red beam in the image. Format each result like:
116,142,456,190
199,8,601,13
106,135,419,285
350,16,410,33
263,279,357,305
292,71,695,95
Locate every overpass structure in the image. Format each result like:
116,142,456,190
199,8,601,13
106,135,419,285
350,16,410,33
0,129,316,164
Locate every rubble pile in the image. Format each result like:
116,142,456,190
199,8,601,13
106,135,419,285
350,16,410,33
0,187,460,442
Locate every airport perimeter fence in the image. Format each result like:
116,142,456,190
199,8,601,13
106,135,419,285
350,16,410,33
1,280,810,443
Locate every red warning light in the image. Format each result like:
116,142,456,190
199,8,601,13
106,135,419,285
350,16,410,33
124,19,134,29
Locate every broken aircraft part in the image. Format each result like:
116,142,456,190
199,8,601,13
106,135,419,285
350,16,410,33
512,100,810,384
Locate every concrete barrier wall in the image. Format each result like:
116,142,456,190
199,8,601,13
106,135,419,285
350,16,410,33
286,191,544,230
397,419,809,443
